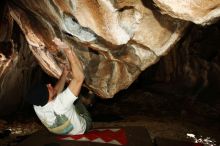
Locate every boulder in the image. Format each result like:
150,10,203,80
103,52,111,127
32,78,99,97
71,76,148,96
7,0,188,98
153,0,220,25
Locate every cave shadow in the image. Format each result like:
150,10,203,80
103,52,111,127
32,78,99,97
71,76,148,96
92,114,124,122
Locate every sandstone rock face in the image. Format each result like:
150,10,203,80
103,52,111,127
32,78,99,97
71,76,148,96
153,0,220,25
7,0,188,98
1,0,220,100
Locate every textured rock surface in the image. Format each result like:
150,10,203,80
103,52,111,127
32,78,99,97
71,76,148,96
153,0,220,25
0,2,41,116
6,0,188,98
140,21,220,100
91,22,220,127
1,0,220,101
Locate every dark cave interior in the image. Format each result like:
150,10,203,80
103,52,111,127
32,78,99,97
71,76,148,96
0,0,220,145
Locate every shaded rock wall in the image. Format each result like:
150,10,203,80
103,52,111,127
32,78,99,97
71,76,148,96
91,22,220,121
140,22,220,97
0,2,42,116
137,22,220,119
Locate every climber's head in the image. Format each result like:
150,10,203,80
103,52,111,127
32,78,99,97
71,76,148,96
26,83,57,106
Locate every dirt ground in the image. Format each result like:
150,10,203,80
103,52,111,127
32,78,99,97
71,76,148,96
0,114,219,146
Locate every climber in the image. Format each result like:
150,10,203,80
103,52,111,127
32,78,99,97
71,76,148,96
26,38,92,135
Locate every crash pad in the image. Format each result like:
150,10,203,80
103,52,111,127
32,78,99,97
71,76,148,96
16,126,153,146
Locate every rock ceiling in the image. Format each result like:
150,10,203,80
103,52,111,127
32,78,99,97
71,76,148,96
1,0,220,99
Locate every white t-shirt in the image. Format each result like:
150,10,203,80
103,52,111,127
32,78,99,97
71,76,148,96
34,88,86,135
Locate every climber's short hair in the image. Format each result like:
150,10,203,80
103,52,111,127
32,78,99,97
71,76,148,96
26,83,49,106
